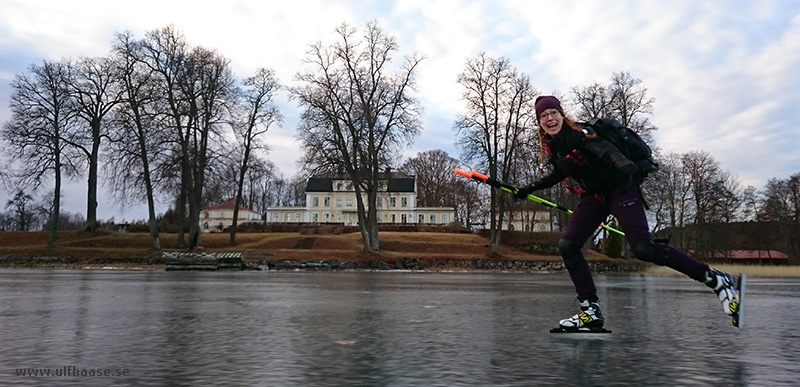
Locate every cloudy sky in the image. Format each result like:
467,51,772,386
1,0,799,221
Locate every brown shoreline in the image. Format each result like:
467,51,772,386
1,230,794,276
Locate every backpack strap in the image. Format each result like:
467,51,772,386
579,120,600,139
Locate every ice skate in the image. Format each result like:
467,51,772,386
550,299,610,335
705,268,745,328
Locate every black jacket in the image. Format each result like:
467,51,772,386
536,124,638,195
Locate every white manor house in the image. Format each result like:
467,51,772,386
265,172,455,227
202,172,552,232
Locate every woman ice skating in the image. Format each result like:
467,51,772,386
516,95,742,330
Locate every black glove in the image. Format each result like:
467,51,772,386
514,184,537,200
619,161,642,182
621,159,658,184
637,159,658,179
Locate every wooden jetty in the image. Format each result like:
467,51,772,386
162,252,244,271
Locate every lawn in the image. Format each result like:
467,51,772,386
0,229,796,276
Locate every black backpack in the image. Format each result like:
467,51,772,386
580,118,658,179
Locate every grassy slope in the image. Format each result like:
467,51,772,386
0,229,601,262
0,230,796,276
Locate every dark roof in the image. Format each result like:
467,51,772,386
306,178,333,192
306,173,415,193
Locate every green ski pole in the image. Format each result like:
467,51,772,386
455,168,625,236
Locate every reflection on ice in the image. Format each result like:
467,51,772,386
0,270,797,386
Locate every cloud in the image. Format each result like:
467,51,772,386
1,0,799,220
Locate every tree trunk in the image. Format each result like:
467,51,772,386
85,118,101,231
48,159,62,249
367,192,380,251
188,185,202,250
176,152,190,249
230,145,252,247
229,201,240,246
354,185,378,252
145,178,161,250
488,188,500,255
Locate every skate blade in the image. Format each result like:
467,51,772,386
732,273,746,329
550,327,612,339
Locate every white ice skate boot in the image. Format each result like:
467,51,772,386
559,299,605,330
704,268,740,316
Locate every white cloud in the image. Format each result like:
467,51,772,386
1,0,800,219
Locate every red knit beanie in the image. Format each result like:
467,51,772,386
535,95,562,118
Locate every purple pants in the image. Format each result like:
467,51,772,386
562,184,709,302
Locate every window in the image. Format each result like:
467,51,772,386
442,214,448,224
337,197,342,207
391,214,396,223
204,212,209,219
284,213,290,222
418,214,424,224
295,213,302,222
312,213,318,222
312,197,319,207
203,222,209,230
401,214,407,224
324,213,330,222
401,197,408,207
347,197,353,207
390,198,396,207
430,214,436,223
324,197,330,207
272,214,279,222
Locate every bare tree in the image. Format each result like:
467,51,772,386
401,149,460,208
740,185,759,222
609,71,657,140
285,173,308,208
201,151,239,206
140,26,235,250
681,150,725,256
761,174,800,263
454,53,538,254
139,25,192,248
106,31,169,249
682,151,722,224
713,171,744,223
570,82,614,119
572,71,657,144
63,56,123,230
180,46,236,249
245,157,280,211
4,190,35,230
2,60,82,247
229,68,282,246
648,151,694,240
291,21,423,252
455,178,488,230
